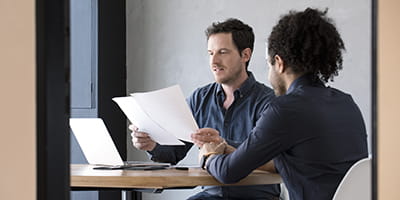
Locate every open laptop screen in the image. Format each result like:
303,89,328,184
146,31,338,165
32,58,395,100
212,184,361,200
69,118,125,166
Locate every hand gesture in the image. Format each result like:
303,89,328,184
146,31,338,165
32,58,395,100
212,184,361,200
191,128,223,148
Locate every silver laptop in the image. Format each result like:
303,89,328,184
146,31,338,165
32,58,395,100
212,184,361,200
69,118,170,170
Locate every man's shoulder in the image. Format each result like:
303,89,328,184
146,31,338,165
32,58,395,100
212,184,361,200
254,81,273,93
251,81,275,100
190,81,274,100
272,85,355,109
191,82,218,97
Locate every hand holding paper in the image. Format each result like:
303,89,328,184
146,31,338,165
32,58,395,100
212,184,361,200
130,124,157,151
113,85,198,145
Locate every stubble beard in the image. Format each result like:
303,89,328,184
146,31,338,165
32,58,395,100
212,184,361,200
270,72,286,96
216,74,235,85
215,68,243,85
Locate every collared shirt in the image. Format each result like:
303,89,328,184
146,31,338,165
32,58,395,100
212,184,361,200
149,72,279,199
206,74,369,200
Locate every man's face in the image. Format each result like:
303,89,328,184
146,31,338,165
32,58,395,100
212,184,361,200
207,33,246,85
267,56,285,96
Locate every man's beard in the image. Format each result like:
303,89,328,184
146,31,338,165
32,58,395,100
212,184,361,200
215,68,242,85
272,76,286,96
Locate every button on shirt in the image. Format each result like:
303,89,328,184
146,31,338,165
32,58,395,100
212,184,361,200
206,74,369,200
148,72,279,199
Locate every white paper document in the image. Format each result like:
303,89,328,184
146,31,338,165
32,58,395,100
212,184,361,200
112,85,198,145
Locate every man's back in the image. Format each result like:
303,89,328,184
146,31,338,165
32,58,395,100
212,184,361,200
270,75,368,199
205,75,368,200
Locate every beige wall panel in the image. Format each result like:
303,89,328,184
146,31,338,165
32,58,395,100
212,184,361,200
0,0,36,200
378,0,400,199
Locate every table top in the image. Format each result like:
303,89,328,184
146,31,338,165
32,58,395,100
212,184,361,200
71,164,282,189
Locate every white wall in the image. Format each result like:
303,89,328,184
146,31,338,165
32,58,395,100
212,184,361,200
126,0,371,199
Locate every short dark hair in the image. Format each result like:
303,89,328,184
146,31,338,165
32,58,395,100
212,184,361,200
268,8,345,83
206,18,255,69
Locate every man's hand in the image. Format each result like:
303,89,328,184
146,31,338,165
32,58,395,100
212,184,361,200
129,124,157,151
191,128,223,148
198,141,226,163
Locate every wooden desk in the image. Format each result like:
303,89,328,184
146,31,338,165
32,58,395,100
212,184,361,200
71,164,282,190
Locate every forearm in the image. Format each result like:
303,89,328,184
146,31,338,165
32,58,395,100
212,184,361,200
206,141,277,184
224,140,276,172
222,144,276,173
206,153,253,184
148,142,193,165
256,160,276,173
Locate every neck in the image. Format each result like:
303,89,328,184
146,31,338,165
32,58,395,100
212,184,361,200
221,71,248,98
221,71,248,109
283,72,304,93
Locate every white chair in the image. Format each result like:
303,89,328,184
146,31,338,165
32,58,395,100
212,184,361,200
332,157,371,200
280,182,290,200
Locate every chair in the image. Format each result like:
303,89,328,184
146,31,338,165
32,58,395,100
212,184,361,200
332,157,371,200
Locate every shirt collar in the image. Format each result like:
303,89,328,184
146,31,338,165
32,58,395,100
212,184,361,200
286,74,325,94
216,71,257,97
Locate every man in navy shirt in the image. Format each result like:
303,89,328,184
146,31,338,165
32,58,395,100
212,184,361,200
130,19,280,199
199,8,368,200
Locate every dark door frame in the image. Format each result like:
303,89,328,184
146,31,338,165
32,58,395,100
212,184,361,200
36,0,127,200
36,0,71,199
97,0,127,199
371,0,377,199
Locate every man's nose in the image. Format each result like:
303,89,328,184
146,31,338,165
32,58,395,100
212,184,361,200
210,54,220,65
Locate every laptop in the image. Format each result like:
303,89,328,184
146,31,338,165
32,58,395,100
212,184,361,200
69,118,170,170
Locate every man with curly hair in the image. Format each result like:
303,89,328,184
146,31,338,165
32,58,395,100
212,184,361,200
199,8,368,200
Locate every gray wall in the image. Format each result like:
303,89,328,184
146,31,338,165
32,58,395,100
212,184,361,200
126,0,371,199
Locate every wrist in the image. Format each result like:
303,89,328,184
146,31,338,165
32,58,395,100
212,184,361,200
200,152,217,170
147,143,160,154
148,142,157,151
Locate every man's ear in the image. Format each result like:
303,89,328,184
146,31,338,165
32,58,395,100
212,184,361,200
274,55,285,73
241,48,252,63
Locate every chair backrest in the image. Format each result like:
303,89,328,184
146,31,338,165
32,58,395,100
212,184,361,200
332,157,371,200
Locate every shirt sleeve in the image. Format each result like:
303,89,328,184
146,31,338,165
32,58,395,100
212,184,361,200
148,141,193,165
206,102,290,184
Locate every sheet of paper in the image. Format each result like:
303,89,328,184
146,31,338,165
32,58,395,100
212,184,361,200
113,85,198,145
113,96,185,145
131,85,198,143
69,118,124,165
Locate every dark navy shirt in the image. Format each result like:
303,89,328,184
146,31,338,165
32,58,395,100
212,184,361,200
148,72,279,199
206,74,369,200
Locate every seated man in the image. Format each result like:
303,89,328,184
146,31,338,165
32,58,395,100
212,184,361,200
199,8,368,200
130,18,280,199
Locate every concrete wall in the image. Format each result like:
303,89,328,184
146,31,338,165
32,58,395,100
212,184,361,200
126,0,372,199
0,0,36,199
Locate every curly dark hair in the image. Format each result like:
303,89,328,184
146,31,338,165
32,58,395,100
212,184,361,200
268,8,345,83
206,18,255,69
